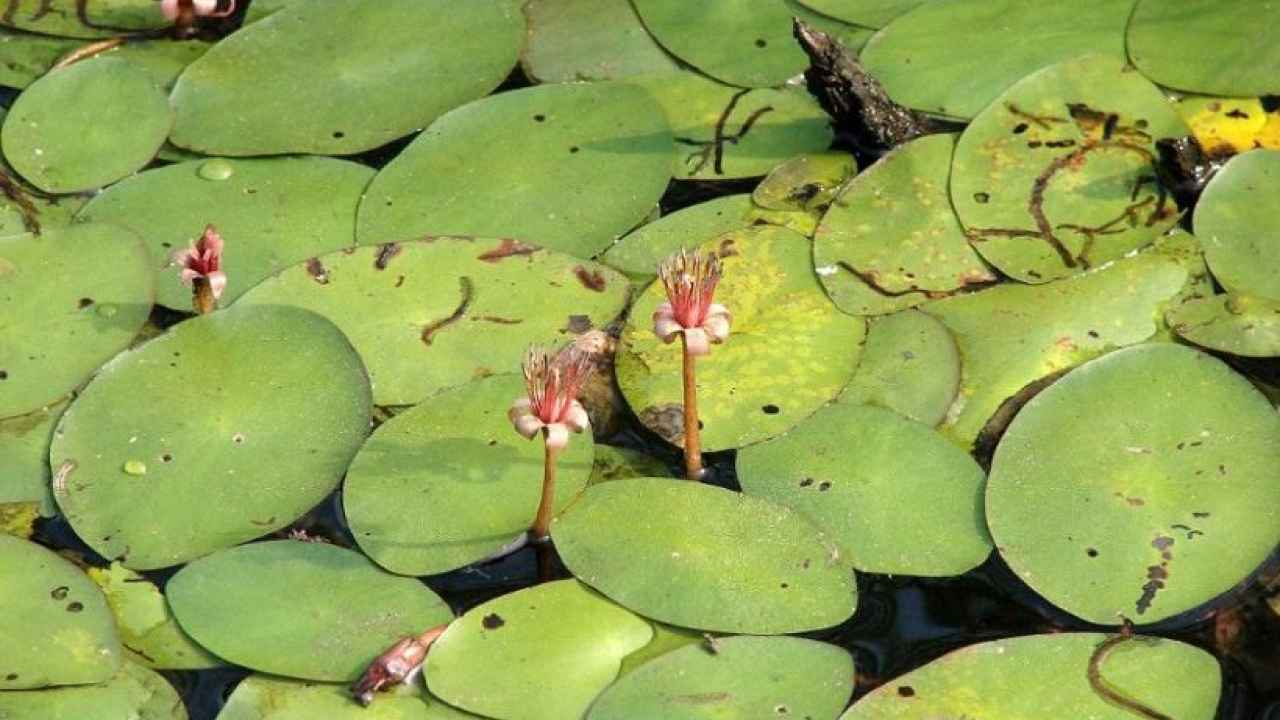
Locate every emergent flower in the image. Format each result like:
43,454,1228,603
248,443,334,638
654,249,731,356
172,225,227,301
509,345,593,450
161,0,236,20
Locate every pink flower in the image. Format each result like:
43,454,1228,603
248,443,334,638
654,249,731,356
171,225,227,301
160,0,236,20
509,345,593,450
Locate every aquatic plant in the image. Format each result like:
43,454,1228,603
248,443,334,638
171,224,225,315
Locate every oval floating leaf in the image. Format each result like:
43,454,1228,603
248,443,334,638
87,562,222,670
0,397,68,516
1167,293,1280,357
237,238,627,406
553,478,857,633
0,534,121,689
0,0,166,39
988,344,1280,624
0,223,154,419
1128,0,1280,96
618,225,864,450
357,81,673,258
795,0,924,28
0,660,185,720
836,309,959,426
169,0,523,155
168,540,452,682
522,0,680,82
0,29,79,88
427,579,652,720
589,635,854,720
50,304,372,570
602,194,755,280
951,54,1187,283
1194,149,1280,300
217,676,478,720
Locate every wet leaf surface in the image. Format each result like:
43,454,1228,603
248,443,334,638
522,0,681,83
1128,0,1280,97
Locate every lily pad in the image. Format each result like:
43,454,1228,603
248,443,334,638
1128,0,1280,97
1175,96,1269,156
77,156,375,309
601,194,755,280
836,309,959,426
617,225,865,450
427,579,653,720
794,0,925,28
987,344,1280,624
739,403,991,576
0,29,78,87
2,57,169,193
0,534,121,689
552,478,857,633
924,251,1186,449
589,444,672,486
97,38,211,89
169,0,523,156
1167,293,1280,358
0,0,166,39
87,562,222,670
0,223,154,419
50,304,372,570
589,636,854,720
522,0,681,82
344,374,593,576
815,134,994,302
168,540,452,682
840,633,1219,719
236,238,627,406
0,396,67,515
217,676,478,720
861,0,1131,120
0,660,186,720
950,54,1187,283
357,81,672,258
1193,149,1280,300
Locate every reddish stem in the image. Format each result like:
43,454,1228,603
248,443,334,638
531,440,558,539
681,336,703,480
193,279,216,315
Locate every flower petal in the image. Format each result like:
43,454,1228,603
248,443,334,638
179,268,200,287
544,423,570,450
683,327,711,356
563,401,590,433
206,271,228,300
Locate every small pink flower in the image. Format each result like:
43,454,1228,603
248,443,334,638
161,0,236,21
351,623,448,707
654,249,731,356
171,225,227,301
510,345,593,450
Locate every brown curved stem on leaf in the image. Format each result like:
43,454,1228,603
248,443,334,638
1086,633,1173,720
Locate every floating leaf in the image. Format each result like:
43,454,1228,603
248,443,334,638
794,0,925,28
861,0,1131,120
0,660,185,720
988,344,1280,624
1167,294,1280,358
1193,149,1280,300
840,633,1219,719
589,636,854,720
96,38,211,89
50,304,372,570
169,0,523,155
0,396,67,515
617,225,865,450
0,534,121,689
1174,96,1269,156
168,540,452,682
836,309,959,426
217,676,478,720
0,29,78,87
1128,0,1280,97
553,478,857,633
0,223,154,419
616,622,702,676
753,151,857,213
589,444,672,486
344,374,593,576
427,580,652,720
602,194,755,280
236,238,627,406
87,563,222,670
0,500,37,537
357,81,672,258
739,404,991,576
950,54,1187,283
522,0,680,82
0,0,166,39
78,156,375,309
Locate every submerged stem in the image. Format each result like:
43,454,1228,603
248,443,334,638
531,440,559,539
681,336,702,481
1086,633,1173,720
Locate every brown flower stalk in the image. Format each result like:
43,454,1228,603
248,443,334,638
171,225,226,315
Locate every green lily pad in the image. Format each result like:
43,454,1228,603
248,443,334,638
168,540,452,682
602,195,754,280
97,38,211,89
634,73,834,180
0,396,67,515
0,29,78,87
1193,149,1280,300
357,81,672,259
427,579,653,720
1167,294,1280,357
0,223,154,419
0,0,166,39
840,633,1219,719
236,238,627,406
0,534,121,689
836,309,959,426
77,156,375,309
589,444,672,486
2,57,169,193
87,562,222,670
988,344,1280,624
923,250,1187,449
344,374,593,576
552,478,857,633
617,225,865,450
815,134,994,303
522,0,680,82
794,0,925,28
739,403,991,576
169,0,523,156
753,151,857,214
861,0,1131,120
950,54,1187,283
217,676,478,720
616,622,703,675
50,304,372,570
0,660,185,720
1151,228,1215,333
589,636,854,720
1128,0,1280,96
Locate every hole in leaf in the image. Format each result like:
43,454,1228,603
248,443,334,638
762,404,780,415
898,685,916,697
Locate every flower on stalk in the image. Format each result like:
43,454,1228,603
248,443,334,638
172,225,227,302
653,249,731,356
509,344,593,450
160,0,236,20
351,624,448,707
